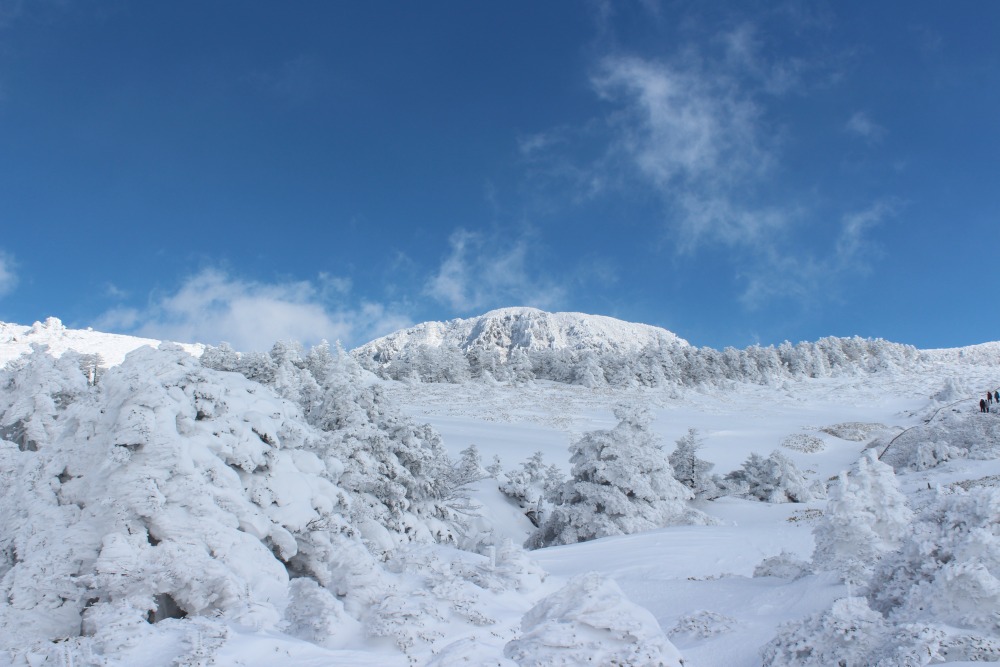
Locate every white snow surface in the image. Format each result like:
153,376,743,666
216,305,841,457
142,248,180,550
0,317,203,366
3,318,1000,666
353,306,689,362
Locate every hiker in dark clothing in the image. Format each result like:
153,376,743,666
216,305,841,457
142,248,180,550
995,390,999,403
982,398,989,413
990,392,995,405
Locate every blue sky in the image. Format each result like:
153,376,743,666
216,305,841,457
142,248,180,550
0,1,997,352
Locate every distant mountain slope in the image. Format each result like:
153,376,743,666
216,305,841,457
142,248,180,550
0,317,202,366
352,307,689,365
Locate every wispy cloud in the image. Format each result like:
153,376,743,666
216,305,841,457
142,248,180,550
244,54,328,105
523,18,892,311
0,0,23,29
425,228,566,313
95,269,411,351
739,199,897,309
845,111,885,142
592,50,779,249
0,250,17,297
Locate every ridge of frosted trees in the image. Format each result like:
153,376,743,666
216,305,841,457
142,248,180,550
355,336,922,388
527,406,704,548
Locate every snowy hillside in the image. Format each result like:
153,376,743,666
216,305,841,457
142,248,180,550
351,307,946,387
3,317,1000,666
0,317,203,366
353,306,688,366
356,307,689,357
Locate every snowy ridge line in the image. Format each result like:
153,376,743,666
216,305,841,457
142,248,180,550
0,317,203,367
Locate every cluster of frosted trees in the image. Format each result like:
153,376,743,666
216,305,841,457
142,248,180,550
763,401,1000,666
0,343,548,664
503,411,823,549
356,336,922,387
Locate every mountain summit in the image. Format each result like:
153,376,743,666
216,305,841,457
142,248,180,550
352,307,689,365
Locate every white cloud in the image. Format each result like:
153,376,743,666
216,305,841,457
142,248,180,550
95,269,411,352
845,111,885,141
521,19,894,313
425,229,565,313
0,251,17,297
591,52,781,250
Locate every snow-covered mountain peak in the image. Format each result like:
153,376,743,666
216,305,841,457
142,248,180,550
352,307,690,365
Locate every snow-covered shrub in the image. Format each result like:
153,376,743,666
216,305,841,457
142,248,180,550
486,454,504,478
669,610,738,641
369,543,542,660
284,577,360,647
453,444,489,487
0,344,89,452
203,340,469,549
503,572,685,667
753,551,812,580
780,433,826,453
868,486,1000,635
724,450,823,503
760,597,942,667
819,422,888,442
528,407,705,548
499,451,562,527
669,428,722,499
812,452,912,586
0,345,368,658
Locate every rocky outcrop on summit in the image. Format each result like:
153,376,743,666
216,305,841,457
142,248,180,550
352,307,689,367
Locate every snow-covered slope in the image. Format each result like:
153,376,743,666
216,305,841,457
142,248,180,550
352,307,689,364
4,316,1000,666
0,317,203,366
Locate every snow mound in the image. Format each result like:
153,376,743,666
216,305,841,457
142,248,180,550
818,422,888,442
503,572,685,666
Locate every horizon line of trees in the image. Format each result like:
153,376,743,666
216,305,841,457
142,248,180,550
354,336,924,387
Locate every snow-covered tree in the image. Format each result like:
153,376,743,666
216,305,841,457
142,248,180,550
486,454,504,479
452,444,488,487
724,450,822,503
812,451,912,585
528,406,702,548
203,340,468,549
669,428,721,499
500,451,561,526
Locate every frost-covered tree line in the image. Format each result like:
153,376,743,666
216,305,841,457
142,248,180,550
2,342,652,665
356,335,922,388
